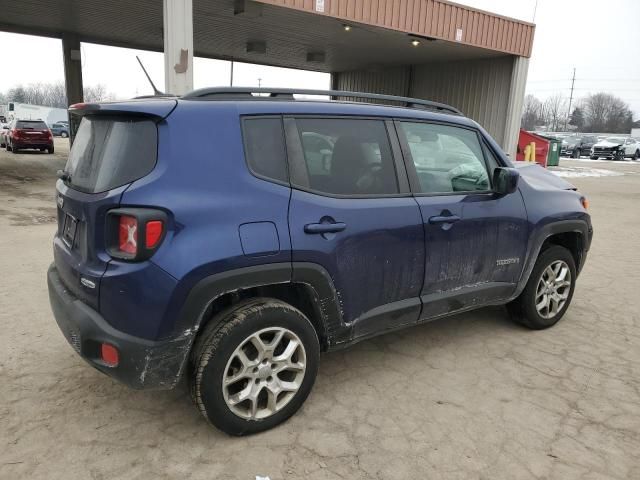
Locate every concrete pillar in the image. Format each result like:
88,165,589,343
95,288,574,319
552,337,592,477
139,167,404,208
61,35,84,106
163,0,194,95
503,56,530,158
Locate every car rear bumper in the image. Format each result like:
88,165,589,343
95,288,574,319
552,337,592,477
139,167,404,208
13,141,52,148
47,264,191,390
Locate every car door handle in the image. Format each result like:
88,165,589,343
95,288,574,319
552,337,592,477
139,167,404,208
304,222,347,234
428,215,461,225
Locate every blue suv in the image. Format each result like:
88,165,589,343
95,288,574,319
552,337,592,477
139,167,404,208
48,88,592,435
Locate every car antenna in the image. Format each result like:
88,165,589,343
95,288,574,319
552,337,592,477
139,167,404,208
136,56,164,96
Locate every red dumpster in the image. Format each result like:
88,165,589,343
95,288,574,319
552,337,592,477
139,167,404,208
516,129,550,168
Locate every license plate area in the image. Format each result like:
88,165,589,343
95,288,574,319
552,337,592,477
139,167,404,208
62,213,78,248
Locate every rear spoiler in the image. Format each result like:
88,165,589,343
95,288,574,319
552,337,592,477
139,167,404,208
67,99,177,143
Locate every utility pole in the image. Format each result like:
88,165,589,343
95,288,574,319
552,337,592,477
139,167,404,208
565,67,576,131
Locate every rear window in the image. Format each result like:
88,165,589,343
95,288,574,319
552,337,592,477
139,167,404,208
17,120,48,129
64,116,157,193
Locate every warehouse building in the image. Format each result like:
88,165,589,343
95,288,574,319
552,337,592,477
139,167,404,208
0,0,534,154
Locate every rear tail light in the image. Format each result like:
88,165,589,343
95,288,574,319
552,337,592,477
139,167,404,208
107,208,167,261
118,215,138,254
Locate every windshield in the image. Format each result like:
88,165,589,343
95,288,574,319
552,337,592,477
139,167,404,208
604,137,624,144
64,115,157,194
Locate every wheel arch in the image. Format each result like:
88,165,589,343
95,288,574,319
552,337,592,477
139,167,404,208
512,219,592,300
174,263,345,353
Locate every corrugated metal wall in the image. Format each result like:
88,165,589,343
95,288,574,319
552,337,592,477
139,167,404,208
256,0,535,57
333,56,521,151
409,56,514,143
332,67,411,105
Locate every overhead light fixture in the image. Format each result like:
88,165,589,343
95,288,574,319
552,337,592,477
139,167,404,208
411,39,420,47
343,24,352,32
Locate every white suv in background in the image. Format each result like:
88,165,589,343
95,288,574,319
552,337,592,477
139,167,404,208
591,137,640,160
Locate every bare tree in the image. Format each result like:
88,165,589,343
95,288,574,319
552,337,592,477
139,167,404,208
84,84,114,102
521,94,542,130
583,93,633,133
540,93,568,132
2,82,114,108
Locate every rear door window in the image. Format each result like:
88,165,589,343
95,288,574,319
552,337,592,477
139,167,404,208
64,116,157,193
293,118,399,196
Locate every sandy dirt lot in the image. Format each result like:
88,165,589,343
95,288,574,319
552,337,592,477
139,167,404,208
1,143,640,479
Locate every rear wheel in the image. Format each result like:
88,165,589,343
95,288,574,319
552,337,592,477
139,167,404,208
11,143,18,154
61,131,68,138
634,150,640,161
47,146,54,154
508,245,576,330
190,298,320,435
589,155,598,160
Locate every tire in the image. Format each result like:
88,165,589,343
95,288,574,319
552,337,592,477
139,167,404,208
634,150,640,161
47,146,54,154
507,245,576,330
615,150,624,161
572,149,580,159
190,298,320,436
61,131,68,138
589,155,598,160
11,143,18,154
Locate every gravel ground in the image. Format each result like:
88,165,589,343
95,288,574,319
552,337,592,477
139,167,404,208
1,144,640,479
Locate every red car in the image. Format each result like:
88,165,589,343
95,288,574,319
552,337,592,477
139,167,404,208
6,119,54,154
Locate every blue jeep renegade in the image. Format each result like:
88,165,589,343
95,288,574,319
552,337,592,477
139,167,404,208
48,88,592,435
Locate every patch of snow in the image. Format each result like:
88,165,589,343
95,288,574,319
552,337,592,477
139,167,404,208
560,156,640,165
549,166,624,178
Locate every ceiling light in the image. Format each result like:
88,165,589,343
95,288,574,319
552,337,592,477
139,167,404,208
343,25,352,32
411,39,420,47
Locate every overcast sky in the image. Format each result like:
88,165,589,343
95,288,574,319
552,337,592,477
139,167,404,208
1,0,639,117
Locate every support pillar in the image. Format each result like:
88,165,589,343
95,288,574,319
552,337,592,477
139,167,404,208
163,0,194,95
62,35,84,106
504,56,530,158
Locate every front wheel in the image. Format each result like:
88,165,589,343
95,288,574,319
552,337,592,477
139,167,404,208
190,298,320,435
589,155,598,160
61,131,68,138
572,149,580,159
508,245,576,330
634,150,640,161
11,143,18,154
615,150,624,161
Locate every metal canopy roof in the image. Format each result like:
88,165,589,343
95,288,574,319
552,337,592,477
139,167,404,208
0,0,534,73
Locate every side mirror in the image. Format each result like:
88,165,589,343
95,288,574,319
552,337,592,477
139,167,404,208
493,167,519,195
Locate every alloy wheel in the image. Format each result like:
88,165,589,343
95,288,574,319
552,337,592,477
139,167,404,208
535,260,572,319
222,327,307,420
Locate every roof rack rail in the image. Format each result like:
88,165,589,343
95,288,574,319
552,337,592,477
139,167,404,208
181,87,462,115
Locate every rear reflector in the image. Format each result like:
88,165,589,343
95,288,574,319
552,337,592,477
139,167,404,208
101,343,119,367
118,215,138,254
145,220,163,248
581,197,589,210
